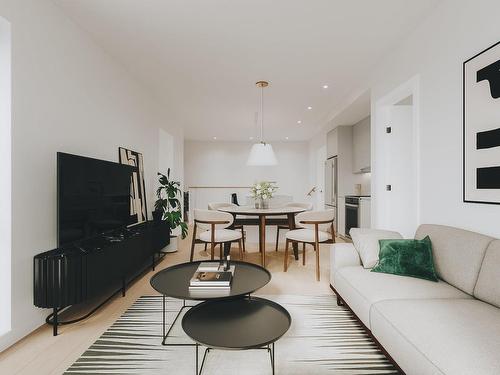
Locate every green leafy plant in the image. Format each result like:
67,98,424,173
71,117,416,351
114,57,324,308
155,169,188,239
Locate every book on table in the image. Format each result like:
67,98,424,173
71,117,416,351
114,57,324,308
189,263,235,290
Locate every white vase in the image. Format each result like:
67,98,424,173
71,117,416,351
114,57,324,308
164,235,178,253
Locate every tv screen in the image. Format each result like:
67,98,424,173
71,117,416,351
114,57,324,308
57,152,134,246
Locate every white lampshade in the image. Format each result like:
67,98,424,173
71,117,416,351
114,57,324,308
246,142,278,166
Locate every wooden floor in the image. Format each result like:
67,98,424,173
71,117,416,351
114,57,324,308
0,229,337,375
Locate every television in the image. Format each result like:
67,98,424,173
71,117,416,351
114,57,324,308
57,152,134,246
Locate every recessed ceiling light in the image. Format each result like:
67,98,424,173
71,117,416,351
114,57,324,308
307,106,312,110
285,137,289,140
322,84,329,89
213,136,217,140
297,120,302,124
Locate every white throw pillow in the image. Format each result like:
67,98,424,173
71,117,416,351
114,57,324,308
350,228,403,269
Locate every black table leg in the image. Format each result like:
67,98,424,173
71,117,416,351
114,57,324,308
161,297,196,346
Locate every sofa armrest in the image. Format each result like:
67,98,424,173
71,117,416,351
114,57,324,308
330,242,361,286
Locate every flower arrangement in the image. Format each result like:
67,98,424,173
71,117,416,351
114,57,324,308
251,181,278,201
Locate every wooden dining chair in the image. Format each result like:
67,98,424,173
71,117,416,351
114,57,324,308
283,210,336,281
208,202,246,252
190,209,243,262
275,202,313,251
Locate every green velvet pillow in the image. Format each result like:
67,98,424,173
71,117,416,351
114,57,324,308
371,236,438,282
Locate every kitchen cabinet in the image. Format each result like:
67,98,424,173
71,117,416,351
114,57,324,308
359,197,371,228
352,117,371,173
337,196,345,237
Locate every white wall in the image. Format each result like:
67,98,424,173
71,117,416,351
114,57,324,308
0,0,183,351
369,0,500,237
0,15,11,337
184,141,311,242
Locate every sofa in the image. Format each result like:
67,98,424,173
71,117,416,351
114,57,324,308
330,224,500,375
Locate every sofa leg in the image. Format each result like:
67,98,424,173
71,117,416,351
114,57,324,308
336,295,344,306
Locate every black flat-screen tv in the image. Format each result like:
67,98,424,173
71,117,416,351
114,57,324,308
57,152,134,246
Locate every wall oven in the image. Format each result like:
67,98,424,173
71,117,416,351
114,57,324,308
345,196,359,238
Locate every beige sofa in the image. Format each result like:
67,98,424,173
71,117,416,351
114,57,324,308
330,224,500,375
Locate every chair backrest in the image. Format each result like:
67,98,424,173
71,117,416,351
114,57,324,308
231,193,240,206
194,209,234,230
207,202,237,210
284,202,313,210
295,209,335,233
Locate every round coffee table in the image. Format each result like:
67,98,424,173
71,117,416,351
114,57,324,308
150,261,271,346
182,297,291,375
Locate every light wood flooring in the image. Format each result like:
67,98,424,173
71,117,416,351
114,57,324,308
0,229,337,375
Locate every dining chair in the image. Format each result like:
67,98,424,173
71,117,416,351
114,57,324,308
283,209,336,281
190,209,243,262
275,202,313,251
208,202,246,252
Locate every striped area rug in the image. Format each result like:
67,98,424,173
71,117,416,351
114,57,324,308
65,295,399,374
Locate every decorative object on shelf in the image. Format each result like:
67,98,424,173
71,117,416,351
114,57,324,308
251,181,278,208
119,147,148,223
247,81,278,166
155,168,188,252
463,40,500,204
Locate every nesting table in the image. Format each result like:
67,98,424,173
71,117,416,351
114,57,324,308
150,261,290,374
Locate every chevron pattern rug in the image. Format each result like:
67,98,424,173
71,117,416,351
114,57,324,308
65,295,399,374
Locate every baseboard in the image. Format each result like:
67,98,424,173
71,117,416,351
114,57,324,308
329,284,406,375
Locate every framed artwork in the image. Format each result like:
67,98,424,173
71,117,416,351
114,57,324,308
119,147,148,224
463,40,500,204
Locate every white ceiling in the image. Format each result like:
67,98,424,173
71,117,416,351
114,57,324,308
53,0,440,141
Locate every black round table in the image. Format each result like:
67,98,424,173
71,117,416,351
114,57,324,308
182,297,291,375
150,261,271,346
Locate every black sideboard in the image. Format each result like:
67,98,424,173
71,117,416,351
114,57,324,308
34,220,170,335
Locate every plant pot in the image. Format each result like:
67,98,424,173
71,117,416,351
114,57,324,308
152,209,163,223
164,235,178,253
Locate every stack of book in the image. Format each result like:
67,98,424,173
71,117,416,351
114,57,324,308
189,262,235,290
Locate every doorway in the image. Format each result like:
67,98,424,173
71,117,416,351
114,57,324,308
372,76,420,237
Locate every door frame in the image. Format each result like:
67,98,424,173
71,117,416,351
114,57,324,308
371,75,421,232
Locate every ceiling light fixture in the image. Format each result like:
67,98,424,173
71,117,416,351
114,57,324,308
322,84,329,89
285,137,289,140
297,120,302,124
213,136,217,140
307,106,312,110
246,81,278,166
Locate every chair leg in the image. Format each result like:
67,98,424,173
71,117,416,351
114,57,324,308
211,241,215,260
275,227,280,251
315,241,320,281
238,239,243,260
284,239,289,272
204,243,207,252
190,225,197,262
219,243,223,259
241,227,246,252
302,242,306,266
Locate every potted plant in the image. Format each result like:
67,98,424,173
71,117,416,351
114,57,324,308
250,181,278,209
154,169,188,253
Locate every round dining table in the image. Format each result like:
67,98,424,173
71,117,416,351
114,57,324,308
218,206,307,268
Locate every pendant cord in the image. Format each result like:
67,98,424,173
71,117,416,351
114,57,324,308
260,85,264,143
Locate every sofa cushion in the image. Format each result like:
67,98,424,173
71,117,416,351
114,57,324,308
333,266,470,328
350,228,403,268
371,299,500,375
474,239,500,308
415,224,493,294
372,236,438,282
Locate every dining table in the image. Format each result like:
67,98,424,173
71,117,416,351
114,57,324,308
217,206,307,268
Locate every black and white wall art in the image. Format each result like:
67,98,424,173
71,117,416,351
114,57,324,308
464,40,500,204
119,147,148,224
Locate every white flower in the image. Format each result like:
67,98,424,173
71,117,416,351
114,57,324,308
262,194,268,199
256,184,261,190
